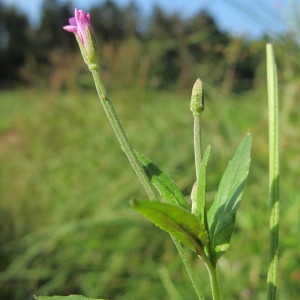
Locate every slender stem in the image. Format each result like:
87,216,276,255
196,245,220,300
191,78,224,300
172,237,205,300
190,78,204,180
194,115,202,179
190,78,221,299
190,78,204,214
266,43,280,300
204,262,220,300
89,66,203,299
90,67,157,200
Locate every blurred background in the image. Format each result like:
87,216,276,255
0,0,299,299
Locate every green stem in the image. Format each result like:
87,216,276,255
172,237,205,300
190,78,204,214
90,67,157,200
266,43,280,300
89,66,203,299
204,262,220,300
190,78,204,180
194,115,202,179
193,125,221,300
190,78,221,299
196,244,220,300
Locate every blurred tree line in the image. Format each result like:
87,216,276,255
0,0,267,92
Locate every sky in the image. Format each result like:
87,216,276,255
1,0,297,38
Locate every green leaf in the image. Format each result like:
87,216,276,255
191,145,211,222
131,200,208,253
135,151,188,209
207,134,252,264
34,295,105,300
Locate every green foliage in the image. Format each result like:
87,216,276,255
1,2,300,298
90,1,138,42
135,151,188,209
0,79,299,299
35,296,104,300
131,200,208,253
0,0,266,90
134,127,251,298
38,0,73,48
207,134,252,264
0,4,29,81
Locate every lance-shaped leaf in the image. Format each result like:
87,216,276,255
207,134,251,264
34,295,105,300
135,151,188,210
131,200,208,253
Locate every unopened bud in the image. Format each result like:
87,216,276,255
63,8,98,69
190,78,204,116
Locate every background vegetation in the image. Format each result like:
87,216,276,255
0,0,299,299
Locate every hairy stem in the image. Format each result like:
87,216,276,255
172,237,205,300
90,67,157,199
204,261,220,300
90,66,204,299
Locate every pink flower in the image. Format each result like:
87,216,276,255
63,8,92,48
63,8,98,67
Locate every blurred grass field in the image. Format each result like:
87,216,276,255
0,79,299,299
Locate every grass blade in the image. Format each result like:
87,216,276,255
266,43,280,300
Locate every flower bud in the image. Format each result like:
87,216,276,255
190,78,204,116
63,8,98,69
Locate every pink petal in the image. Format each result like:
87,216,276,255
68,17,77,26
63,25,77,33
63,8,94,50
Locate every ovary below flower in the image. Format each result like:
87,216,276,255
63,8,98,68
